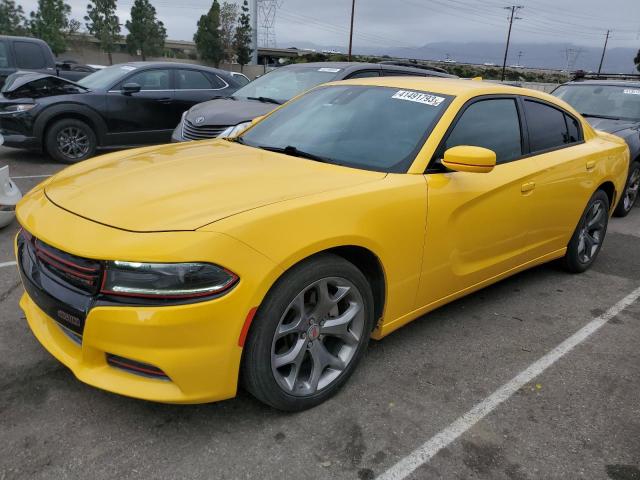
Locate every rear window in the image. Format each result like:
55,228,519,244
14,42,47,70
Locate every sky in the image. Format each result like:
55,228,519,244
17,0,640,51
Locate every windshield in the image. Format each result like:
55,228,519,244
77,64,138,90
233,67,342,103
554,84,640,121
239,85,452,173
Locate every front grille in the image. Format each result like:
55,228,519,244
28,234,103,294
182,119,229,141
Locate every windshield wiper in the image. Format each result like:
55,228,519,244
258,145,330,163
580,113,621,120
247,96,282,105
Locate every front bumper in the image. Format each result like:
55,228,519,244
0,112,40,150
15,187,282,403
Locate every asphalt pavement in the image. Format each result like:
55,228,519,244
0,146,638,480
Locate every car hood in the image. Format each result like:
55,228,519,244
44,140,385,232
0,72,87,100
186,98,276,126
586,117,639,134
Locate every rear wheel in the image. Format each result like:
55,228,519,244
45,118,97,163
613,161,640,217
561,190,610,273
242,254,375,411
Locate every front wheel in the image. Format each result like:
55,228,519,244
242,254,375,411
561,189,610,273
45,118,97,163
613,161,640,217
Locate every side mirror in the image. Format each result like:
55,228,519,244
122,83,141,95
441,145,496,173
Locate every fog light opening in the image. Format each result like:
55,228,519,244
106,354,170,381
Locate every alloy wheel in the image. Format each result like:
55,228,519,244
623,168,640,212
270,277,365,397
577,199,607,264
57,127,90,160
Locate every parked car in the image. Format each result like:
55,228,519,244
0,165,21,228
0,62,241,163
552,74,640,217
172,62,456,141
0,35,93,87
15,78,628,411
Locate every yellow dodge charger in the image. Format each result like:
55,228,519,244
15,77,629,411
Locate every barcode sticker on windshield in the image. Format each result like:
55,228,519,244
623,89,640,95
392,90,445,106
318,68,341,73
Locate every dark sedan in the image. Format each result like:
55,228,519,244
172,62,456,142
553,77,640,217
0,62,241,163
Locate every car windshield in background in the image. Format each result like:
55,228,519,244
554,84,640,121
77,65,137,90
232,67,342,104
239,85,451,173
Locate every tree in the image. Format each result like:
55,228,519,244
85,0,120,65
234,0,252,70
194,0,224,67
29,0,76,55
219,2,238,63
0,0,28,36
635,49,640,73
125,0,166,61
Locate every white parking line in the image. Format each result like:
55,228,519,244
0,261,17,268
377,285,640,480
11,174,53,179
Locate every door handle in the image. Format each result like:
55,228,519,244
156,97,173,104
521,182,536,193
586,160,596,171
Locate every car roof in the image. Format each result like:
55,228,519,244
119,62,232,75
562,80,640,88
281,61,455,78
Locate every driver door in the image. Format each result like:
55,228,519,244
105,68,176,146
416,97,539,308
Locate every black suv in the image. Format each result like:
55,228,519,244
172,62,456,142
0,62,241,163
553,73,640,217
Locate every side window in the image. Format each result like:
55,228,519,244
444,99,522,164
232,73,250,86
14,42,47,69
0,41,9,68
347,70,381,79
176,69,212,89
122,69,171,90
205,73,228,89
524,99,577,152
565,113,582,143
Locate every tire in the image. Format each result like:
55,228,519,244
242,253,375,411
44,118,97,164
613,161,640,218
561,189,610,273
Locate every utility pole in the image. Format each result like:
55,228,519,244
516,50,523,66
250,0,258,64
501,5,523,81
348,0,356,61
597,29,610,74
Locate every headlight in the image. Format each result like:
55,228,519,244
101,261,238,299
218,121,252,138
1,104,36,114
